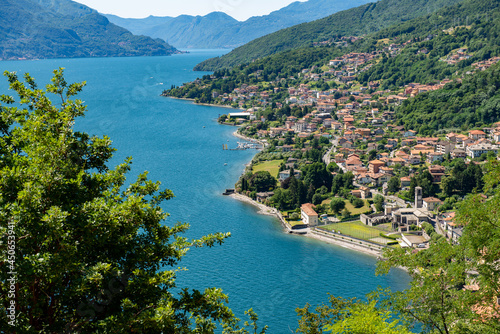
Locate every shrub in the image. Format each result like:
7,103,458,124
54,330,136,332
353,198,365,208
380,233,398,240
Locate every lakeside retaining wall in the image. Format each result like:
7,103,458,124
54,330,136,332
276,210,292,232
312,228,387,254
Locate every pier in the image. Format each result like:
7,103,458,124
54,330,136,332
223,142,261,150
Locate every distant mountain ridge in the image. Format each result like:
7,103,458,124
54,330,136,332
104,0,373,49
194,0,464,70
0,0,177,61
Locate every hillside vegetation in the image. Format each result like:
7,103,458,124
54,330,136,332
397,63,500,134
105,0,372,49
194,0,463,70
0,0,177,60
165,0,500,134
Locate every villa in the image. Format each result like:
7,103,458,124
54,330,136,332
301,203,318,227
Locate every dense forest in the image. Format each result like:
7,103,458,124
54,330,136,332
396,63,500,134
165,0,500,134
194,0,463,70
358,0,500,88
0,0,177,60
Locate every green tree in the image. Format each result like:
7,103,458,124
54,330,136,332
306,184,315,203
326,161,339,173
249,171,276,192
455,161,500,333
387,176,400,193
341,208,351,219
440,175,456,197
312,193,323,205
317,185,329,195
376,239,471,334
298,180,308,207
325,300,411,334
374,194,384,205
241,176,249,192
303,162,332,190
289,174,300,207
295,295,356,334
368,150,377,161
352,197,364,209
342,172,355,190
409,169,435,197
330,198,345,215
0,70,261,333
218,114,228,123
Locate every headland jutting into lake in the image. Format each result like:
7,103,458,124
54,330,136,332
227,129,386,257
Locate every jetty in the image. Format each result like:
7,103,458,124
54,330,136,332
229,142,261,150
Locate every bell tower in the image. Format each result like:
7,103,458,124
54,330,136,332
415,186,422,208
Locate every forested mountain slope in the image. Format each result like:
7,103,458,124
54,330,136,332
0,0,177,60
165,0,500,134
105,0,372,49
194,0,463,70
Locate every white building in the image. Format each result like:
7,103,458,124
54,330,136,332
301,203,318,227
466,143,499,158
422,197,442,211
278,169,302,181
294,120,307,132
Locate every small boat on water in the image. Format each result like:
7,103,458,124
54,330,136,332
230,142,260,150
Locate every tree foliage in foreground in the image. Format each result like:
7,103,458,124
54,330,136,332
0,69,265,333
295,295,410,334
296,161,500,334
375,161,500,334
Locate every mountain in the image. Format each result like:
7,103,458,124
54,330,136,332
0,0,177,61
194,0,464,70
106,12,240,49
164,0,500,134
104,0,373,49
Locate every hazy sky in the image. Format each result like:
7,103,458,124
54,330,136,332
74,0,306,21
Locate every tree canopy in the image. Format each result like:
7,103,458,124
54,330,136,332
296,161,500,334
0,69,264,333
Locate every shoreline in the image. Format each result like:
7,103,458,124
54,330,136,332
228,191,384,257
232,130,267,148
164,96,246,111
306,229,383,257
227,129,386,258
228,193,279,216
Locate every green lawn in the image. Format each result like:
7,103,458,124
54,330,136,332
322,198,371,215
345,199,371,215
322,221,382,240
287,220,304,227
252,160,282,178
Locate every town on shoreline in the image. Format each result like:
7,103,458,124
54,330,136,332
161,24,500,263
165,47,500,257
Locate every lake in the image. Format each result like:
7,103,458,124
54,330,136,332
0,51,410,332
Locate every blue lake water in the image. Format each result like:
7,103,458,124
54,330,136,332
0,51,410,332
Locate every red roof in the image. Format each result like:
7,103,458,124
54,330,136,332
469,130,486,135
301,203,318,216
423,197,442,203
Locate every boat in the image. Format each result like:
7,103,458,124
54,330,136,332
229,142,261,150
